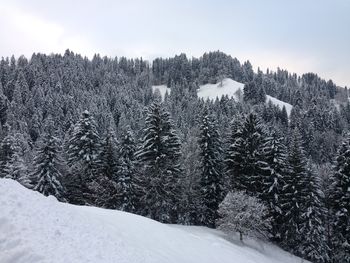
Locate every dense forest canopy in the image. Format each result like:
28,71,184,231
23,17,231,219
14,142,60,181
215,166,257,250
1,50,350,263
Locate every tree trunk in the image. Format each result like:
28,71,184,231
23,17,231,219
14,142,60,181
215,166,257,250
240,232,243,242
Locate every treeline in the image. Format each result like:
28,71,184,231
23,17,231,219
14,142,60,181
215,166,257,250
0,50,350,263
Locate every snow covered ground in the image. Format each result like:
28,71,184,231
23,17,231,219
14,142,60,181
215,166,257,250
0,179,307,263
197,78,244,101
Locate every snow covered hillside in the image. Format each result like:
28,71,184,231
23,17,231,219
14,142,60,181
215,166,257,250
197,78,244,101
197,78,293,116
266,95,293,116
153,78,293,116
0,179,307,263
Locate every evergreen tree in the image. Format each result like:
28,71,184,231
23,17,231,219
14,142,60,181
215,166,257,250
243,81,266,105
32,131,66,201
3,133,30,188
280,128,308,252
299,163,329,263
117,129,138,212
100,129,118,180
66,110,102,205
330,133,350,262
136,102,183,223
198,109,223,227
259,130,288,241
280,106,289,127
225,113,266,195
0,131,15,178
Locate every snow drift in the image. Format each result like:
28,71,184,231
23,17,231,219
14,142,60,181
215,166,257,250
0,179,306,263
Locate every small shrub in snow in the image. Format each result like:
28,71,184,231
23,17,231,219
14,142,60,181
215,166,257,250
217,191,271,242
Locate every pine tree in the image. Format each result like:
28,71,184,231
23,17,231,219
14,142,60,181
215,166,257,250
3,133,30,188
243,81,266,105
198,109,223,227
0,131,15,178
280,128,308,252
117,129,138,212
330,133,350,262
66,110,102,205
259,130,288,241
91,129,120,209
280,106,289,126
225,113,266,196
136,102,183,223
32,132,66,201
67,110,101,177
299,163,329,263
100,129,118,180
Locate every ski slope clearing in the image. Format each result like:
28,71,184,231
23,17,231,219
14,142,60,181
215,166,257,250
152,85,171,100
198,78,244,101
197,78,293,116
0,179,307,263
266,95,293,116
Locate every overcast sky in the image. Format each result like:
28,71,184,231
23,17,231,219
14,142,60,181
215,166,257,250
0,0,349,87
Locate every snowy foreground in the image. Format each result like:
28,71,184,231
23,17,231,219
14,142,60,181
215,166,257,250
0,179,306,263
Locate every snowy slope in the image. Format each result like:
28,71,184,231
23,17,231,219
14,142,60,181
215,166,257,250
198,78,244,101
197,78,293,116
152,85,171,100
266,95,293,116
0,179,307,263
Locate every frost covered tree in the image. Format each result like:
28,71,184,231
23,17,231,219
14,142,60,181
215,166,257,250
180,127,202,225
66,110,102,205
136,102,183,223
32,131,66,201
95,129,119,209
225,112,266,195
198,109,223,227
0,131,15,178
298,163,329,263
100,129,118,180
280,128,309,251
67,110,102,174
259,130,288,241
116,129,138,212
2,133,30,188
217,191,271,242
243,81,266,105
330,133,350,262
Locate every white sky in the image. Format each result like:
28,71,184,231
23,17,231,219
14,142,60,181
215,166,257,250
0,0,349,87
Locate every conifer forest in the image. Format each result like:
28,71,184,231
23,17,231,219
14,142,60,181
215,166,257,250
1,50,350,263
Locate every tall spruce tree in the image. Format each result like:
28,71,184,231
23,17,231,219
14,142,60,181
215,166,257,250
0,132,15,178
136,102,183,223
298,163,329,263
66,110,102,205
259,130,288,241
225,112,266,196
116,129,138,212
32,131,66,201
3,132,30,188
330,133,350,262
198,109,223,228
280,128,308,252
94,129,119,209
